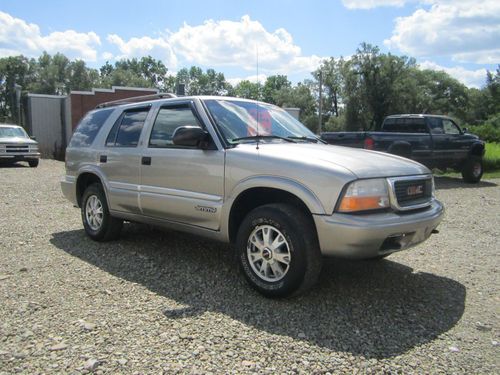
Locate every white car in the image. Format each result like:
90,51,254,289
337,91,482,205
0,124,40,167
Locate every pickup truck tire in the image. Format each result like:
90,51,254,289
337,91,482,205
81,183,123,241
28,159,39,168
461,156,483,183
236,203,322,298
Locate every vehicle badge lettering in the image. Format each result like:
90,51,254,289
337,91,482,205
195,205,217,214
407,185,423,196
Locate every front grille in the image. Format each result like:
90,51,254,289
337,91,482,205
392,177,433,208
5,144,29,153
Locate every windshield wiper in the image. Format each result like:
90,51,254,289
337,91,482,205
287,135,325,143
232,135,297,143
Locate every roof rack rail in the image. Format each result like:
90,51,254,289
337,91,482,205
95,92,177,109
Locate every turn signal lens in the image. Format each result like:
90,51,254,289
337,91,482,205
338,179,390,212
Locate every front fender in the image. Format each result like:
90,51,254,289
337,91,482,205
226,175,326,214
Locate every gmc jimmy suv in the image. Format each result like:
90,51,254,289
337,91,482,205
61,95,444,297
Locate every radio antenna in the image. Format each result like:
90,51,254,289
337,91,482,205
256,44,260,150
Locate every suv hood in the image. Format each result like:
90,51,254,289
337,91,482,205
0,137,37,144
235,142,430,179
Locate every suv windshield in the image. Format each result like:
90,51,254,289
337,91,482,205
204,99,318,144
0,126,28,138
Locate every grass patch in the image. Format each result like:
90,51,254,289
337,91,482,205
484,142,500,171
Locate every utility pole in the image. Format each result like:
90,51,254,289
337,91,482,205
318,70,323,135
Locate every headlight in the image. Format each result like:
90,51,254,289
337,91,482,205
338,178,390,213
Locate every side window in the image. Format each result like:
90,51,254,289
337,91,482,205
69,108,114,147
149,105,202,148
106,107,150,147
443,119,460,135
428,117,444,134
405,118,427,133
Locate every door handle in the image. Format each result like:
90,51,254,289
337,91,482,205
100,155,107,163
141,156,151,166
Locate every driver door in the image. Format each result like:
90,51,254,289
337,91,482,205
139,102,225,230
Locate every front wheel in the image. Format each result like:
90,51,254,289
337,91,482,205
28,159,39,168
81,183,123,241
236,204,322,298
461,156,483,183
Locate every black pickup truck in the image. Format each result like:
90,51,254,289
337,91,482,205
321,114,485,183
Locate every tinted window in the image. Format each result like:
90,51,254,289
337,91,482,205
69,109,113,147
149,105,202,147
106,108,149,147
428,117,444,134
383,118,427,133
443,119,460,135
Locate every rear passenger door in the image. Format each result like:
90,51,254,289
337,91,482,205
98,106,151,214
139,102,225,230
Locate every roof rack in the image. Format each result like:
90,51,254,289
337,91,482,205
95,92,177,109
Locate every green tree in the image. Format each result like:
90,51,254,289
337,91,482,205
232,80,260,100
262,75,291,104
0,55,35,123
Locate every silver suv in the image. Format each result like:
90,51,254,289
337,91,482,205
61,95,444,297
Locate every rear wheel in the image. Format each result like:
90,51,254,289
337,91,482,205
236,203,322,298
461,156,483,183
81,183,123,241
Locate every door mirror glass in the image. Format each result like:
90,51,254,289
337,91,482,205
172,126,209,148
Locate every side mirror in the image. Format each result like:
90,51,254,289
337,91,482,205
462,127,468,133
172,126,209,148
30,136,37,141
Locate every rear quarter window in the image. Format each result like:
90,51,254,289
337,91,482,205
69,109,114,147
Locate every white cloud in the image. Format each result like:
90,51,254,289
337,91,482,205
0,11,100,60
385,0,500,64
227,74,268,87
342,0,407,9
169,16,324,74
106,34,177,68
419,60,487,88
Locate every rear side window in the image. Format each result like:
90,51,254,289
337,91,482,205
106,107,150,147
383,118,428,133
69,109,114,147
149,105,202,148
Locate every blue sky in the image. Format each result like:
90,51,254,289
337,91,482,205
0,0,498,88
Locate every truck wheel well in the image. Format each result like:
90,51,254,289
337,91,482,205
228,187,315,244
470,143,485,157
76,173,102,207
388,142,412,158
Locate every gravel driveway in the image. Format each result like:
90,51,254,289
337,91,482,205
0,160,498,374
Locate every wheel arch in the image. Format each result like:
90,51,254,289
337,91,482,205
469,141,485,158
227,185,320,244
76,169,108,207
388,141,412,158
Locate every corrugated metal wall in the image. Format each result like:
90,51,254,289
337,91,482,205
27,94,69,159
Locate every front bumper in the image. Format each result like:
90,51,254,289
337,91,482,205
314,199,444,259
0,152,40,161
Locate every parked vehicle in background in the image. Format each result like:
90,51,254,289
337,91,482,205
321,114,485,183
61,96,443,297
0,124,40,167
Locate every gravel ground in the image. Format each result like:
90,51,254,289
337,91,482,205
0,159,498,374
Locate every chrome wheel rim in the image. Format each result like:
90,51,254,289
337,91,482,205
85,195,104,231
247,225,291,282
472,163,482,178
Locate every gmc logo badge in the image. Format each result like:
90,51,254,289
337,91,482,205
407,185,423,196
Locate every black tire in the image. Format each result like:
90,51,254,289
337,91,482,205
81,183,123,241
367,254,390,261
236,203,322,298
461,156,483,183
28,159,39,168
